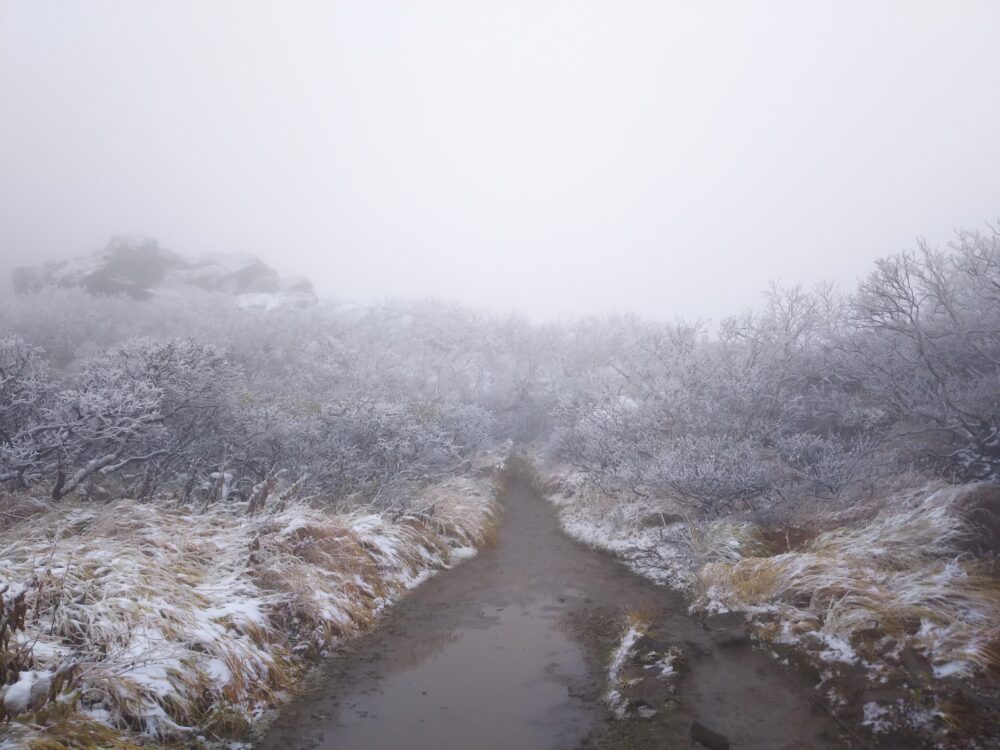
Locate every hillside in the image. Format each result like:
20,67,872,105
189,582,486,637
11,236,316,310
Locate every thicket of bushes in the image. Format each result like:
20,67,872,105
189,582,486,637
4,226,1000,521
0,295,541,509
552,227,1000,522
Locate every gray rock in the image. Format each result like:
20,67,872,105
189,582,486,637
899,646,934,682
13,236,316,307
691,720,730,750
684,639,713,657
710,628,750,648
703,611,744,631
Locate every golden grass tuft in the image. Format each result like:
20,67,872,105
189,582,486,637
22,714,148,750
695,482,1000,678
623,603,654,631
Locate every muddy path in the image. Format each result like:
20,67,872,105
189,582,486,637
257,474,849,749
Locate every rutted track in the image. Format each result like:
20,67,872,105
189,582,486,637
257,473,847,749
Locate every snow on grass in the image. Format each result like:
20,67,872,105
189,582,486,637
538,466,695,591
652,645,684,679
603,611,648,719
540,461,1000,682
0,474,498,747
861,699,939,737
536,458,1000,743
862,701,894,734
694,483,1000,678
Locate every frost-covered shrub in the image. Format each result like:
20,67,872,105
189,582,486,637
0,336,51,486
775,432,879,496
1,344,164,497
646,435,774,514
434,402,496,452
0,338,240,500
0,293,530,502
316,399,464,495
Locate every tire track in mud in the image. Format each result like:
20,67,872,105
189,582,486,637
256,473,849,749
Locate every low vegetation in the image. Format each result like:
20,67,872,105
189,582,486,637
0,475,498,748
3,225,1000,745
537,228,1000,745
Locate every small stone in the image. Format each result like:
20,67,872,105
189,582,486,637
703,612,744,631
684,639,713,657
691,720,731,750
899,646,934,682
710,629,750,648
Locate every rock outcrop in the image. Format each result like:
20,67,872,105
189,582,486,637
12,236,317,308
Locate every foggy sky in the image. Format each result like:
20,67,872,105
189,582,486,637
2,1,999,322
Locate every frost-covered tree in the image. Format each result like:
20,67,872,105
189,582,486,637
0,338,241,499
3,351,165,499
847,228,1000,478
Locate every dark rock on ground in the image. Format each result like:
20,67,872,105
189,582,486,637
691,719,730,750
702,611,744,631
684,639,713,658
899,646,934,683
710,628,751,648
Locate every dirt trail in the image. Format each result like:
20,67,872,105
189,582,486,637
257,474,848,749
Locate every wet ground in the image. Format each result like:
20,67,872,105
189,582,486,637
256,474,850,749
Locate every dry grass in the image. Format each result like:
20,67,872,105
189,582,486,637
533,456,1000,743
685,519,772,564
0,473,498,748
16,715,148,750
0,492,49,532
695,482,1000,677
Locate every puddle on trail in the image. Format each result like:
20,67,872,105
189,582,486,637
257,475,845,750
322,599,593,750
